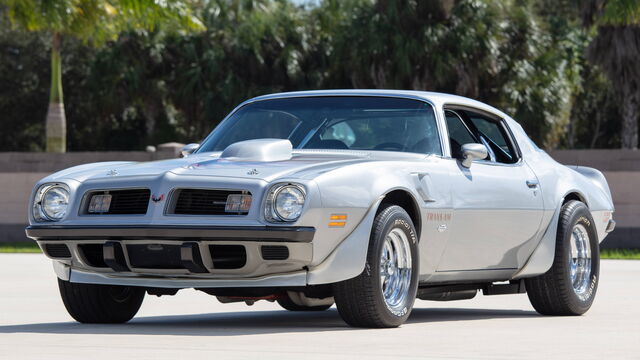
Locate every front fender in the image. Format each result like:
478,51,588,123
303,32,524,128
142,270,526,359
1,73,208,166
306,197,383,285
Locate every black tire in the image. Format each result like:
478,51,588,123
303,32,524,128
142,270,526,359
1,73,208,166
277,296,333,311
58,279,145,323
525,200,600,315
333,205,419,328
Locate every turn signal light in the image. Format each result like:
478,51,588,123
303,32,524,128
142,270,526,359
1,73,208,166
329,214,347,227
225,194,252,213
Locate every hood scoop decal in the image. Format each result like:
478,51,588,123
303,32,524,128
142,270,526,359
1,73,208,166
220,139,293,162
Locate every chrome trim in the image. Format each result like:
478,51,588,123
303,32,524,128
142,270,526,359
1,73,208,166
442,157,525,169
380,227,413,314
526,180,540,188
181,143,200,157
32,183,71,222
264,183,307,223
461,143,489,168
26,225,316,243
570,223,592,301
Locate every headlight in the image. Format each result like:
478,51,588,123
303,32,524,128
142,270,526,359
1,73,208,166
33,184,70,221
265,184,305,222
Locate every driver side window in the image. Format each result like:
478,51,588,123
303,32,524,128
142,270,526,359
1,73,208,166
444,109,519,164
466,114,518,164
445,110,478,160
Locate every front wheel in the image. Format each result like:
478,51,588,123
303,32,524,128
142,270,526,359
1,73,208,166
525,200,600,315
58,279,145,323
333,205,419,328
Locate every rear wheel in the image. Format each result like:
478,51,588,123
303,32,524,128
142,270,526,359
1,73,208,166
333,205,419,328
58,279,145,323
525,200,600,315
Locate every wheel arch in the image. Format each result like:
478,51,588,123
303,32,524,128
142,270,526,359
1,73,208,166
378,188,422,240
514,190,592,280
562,191,588,207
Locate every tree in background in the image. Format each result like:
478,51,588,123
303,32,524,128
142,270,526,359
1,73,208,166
165,0,312,139
579,0,640,149
1,0,202,152
71,0,312,148
0,22,49,151
316,0,583,148
0,0,634,151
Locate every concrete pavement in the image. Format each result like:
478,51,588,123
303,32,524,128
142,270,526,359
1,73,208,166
0,254,638,359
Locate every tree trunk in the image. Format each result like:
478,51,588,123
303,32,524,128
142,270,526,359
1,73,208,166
620,84,639,149
46,33,66,153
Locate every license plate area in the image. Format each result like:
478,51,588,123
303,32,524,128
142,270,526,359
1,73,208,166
127,244,183,269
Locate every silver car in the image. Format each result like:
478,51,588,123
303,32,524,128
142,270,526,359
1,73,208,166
26,90,615,328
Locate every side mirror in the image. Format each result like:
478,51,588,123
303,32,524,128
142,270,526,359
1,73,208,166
460,143,488,168
181,143,200,157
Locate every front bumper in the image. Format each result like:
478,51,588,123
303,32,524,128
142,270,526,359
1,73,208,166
61,264,309,288
28,225,315,284
26,225,315,242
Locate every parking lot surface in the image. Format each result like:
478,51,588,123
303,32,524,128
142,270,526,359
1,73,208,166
0,254,638,359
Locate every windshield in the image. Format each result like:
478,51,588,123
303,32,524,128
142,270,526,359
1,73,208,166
197,96,442,155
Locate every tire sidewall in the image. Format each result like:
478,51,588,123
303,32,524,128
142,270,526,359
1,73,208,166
367,206,419,326
560,203,600,313
58,280,145,323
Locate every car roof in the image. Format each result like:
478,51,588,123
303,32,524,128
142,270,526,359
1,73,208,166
246,89,512,121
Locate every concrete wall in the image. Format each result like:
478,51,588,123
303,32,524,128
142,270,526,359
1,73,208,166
1,149,638,248
0,146,182,243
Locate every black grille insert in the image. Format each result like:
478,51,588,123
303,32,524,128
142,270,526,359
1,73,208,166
127,244,183,269
44,244,71,258
85,189,150,215
172,189,250,215
261,245,289,260
209,245,247,269
78,244,108,268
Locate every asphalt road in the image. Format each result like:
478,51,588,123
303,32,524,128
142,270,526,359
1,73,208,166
0,254,638,360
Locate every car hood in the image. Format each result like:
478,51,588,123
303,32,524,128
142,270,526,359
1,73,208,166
47,151,377,183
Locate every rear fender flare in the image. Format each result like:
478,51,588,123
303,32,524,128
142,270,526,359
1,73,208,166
513,192,586,279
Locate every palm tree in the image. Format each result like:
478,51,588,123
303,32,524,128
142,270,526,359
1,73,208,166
579,0,640,149
2,0,202,152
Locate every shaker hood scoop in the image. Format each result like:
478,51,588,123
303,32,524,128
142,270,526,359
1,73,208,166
219,139,293,162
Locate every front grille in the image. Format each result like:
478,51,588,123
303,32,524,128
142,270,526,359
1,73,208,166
127,244,183,269
172,189,250,215
44,244,71,258
85,189,150,215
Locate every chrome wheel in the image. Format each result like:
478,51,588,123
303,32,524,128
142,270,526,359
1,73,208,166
525,201,599,316
570,223,592,300
380,227,412,314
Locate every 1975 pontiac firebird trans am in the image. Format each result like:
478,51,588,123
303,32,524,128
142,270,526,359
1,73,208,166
26,90,615,328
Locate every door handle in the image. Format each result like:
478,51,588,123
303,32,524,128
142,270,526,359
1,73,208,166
526,180,539,189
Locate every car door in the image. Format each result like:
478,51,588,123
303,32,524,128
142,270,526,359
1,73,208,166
436,109,544,271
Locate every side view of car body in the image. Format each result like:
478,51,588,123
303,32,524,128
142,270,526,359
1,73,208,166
26,90,615,327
